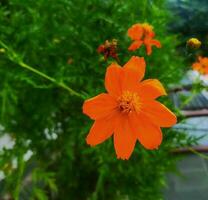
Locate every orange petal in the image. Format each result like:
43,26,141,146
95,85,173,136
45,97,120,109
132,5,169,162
146,31,155,38
86,114,118,146
83,93,117,120
201,57,208,66
204,66,208,74
105,63,122,97
129,113,162,149
137,79,167,99
151,39,161,48
144,39,161,55
192,63,201,70
141,100,177,127
198,56,203,62
145,44,152,55
127,24,143,40
128,40,143,51
122,56,146,91
114,115,136,160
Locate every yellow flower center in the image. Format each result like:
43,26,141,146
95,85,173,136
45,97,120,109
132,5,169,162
142,23,153,34
118,91,141,114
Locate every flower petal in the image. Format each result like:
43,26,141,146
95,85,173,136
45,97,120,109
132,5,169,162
145,44,152,55
137,79,167,100
114,115,136,160
128,40,143,51
146,31,155,38
105,63,122,97
151,39,161,48
141,100,177,127
83,93,117,120
86,114,118,146
122,56,146,91
127,24,143,40
145,39,161,55
129,113,162,149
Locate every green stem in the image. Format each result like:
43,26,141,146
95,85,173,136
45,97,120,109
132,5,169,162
13,154,25,200
0,40,85,99
1,83,7,121
142,0,147,19
179,92,197,110
19,61,84,98
188,147,208,160
91,168,105,200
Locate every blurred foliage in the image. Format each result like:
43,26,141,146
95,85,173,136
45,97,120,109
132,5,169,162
0,0,196,199
168,0,208,59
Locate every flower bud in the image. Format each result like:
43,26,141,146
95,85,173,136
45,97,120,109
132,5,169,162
186,38,201,50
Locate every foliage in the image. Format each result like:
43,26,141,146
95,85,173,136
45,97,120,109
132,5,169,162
168,0,208,58
0,0,195,199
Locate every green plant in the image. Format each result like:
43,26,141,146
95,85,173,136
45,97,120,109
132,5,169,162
0,0,196,199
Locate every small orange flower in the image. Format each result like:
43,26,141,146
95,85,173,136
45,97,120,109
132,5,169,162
83,56,177,160
128,23,161,55
192,56,208,75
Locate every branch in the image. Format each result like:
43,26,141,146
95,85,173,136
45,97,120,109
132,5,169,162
0,40,86,100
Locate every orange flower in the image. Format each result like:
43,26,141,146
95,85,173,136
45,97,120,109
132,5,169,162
192,62,204,74
192,56,208,75
128,23,161,55
83,56,177,160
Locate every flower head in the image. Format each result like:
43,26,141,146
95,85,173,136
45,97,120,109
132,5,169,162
186,38,201,50
192,56,208,75
127,23,161,55
83,56,177,160
97,39,119,61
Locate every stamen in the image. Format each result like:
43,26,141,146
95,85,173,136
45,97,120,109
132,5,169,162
118,91,141,114
142,23,153,35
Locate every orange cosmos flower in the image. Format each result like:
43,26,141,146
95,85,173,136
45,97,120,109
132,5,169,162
192,56,208,75
83,56,177,160
127,23,161,55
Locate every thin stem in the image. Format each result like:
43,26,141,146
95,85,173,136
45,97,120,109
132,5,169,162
142,0,147,19
13,154,25,200
0,40,85,99
19,61,84,98
188,147,208,160
91,167,105,200
1,83,7,121
179,91,197,110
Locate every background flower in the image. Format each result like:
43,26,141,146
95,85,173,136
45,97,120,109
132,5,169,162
128,23,161,55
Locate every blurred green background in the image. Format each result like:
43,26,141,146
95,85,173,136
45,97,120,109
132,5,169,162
0,0,207,199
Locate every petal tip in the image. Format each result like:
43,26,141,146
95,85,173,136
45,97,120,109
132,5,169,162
145,144,161,150
128,45,137,51
86,135,97,147
116,155,130,160
168,112,177,126
172,115,177,125
86,138,96,147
